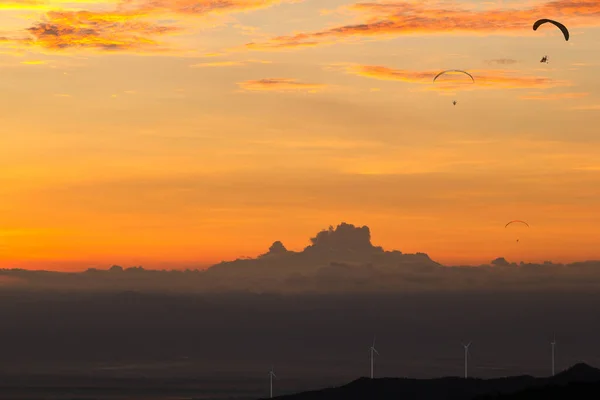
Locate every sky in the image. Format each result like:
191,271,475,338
0,0,599,271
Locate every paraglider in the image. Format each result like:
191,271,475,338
533,19,569,41
533,19,568,63
433,70,473,106
433,70,475,83
506,220,529,243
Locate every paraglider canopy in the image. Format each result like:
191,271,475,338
433,70,475,83
533,19,569,41
505,220,529,228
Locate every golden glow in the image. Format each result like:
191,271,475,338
0,0,599,270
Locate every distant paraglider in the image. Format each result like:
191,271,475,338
433,70,473,106
506,220,529,243
533,19,570,41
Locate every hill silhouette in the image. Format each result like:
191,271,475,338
260,363,600,400
1,222,600,293
477,381,600,399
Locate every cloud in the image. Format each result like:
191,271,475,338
334,64,568,91
570,104,600,111
190,61,245,67
237,78,327,93
123,0,303,17
6,222,600,293
2,1,302,53
243,0,600,50
19,10,181,52
20,60,49,65
190,59,272,67
486,58,518,65
519,92,589,101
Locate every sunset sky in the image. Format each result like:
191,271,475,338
0,0,599,271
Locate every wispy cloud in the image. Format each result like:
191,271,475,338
20,59,49,64
190,59,272,67
243,0,600,50
520,92,589,101
332,64,568,91
486,58,518,65
570,104,600,111
237,78,327,93
190,61,245,67
123,0,303,17
2,0,304,54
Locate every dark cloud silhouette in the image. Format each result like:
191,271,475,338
1,222,600,294
260,240,288,258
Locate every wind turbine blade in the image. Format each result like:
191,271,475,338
373,348,379,355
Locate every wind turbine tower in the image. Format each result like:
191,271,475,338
463,342,471,379
551,334,556,376
269,366,277,398
370,336,379,379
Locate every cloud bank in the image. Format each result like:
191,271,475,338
2,223,600,294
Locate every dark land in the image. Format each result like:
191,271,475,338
261,363,600,399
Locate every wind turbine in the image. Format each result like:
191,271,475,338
370,336,379,379
551,334,556,376
269,366,277,398
462,342,472,379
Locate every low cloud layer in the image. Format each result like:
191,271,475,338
2,223,600,294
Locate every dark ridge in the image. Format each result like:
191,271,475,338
260,363,600,400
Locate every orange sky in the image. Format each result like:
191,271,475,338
0,0,599,271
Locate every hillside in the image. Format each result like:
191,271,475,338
260,363,600,400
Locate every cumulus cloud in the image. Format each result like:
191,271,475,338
243,0,600,50
3,222,600,294
237,78,327,93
